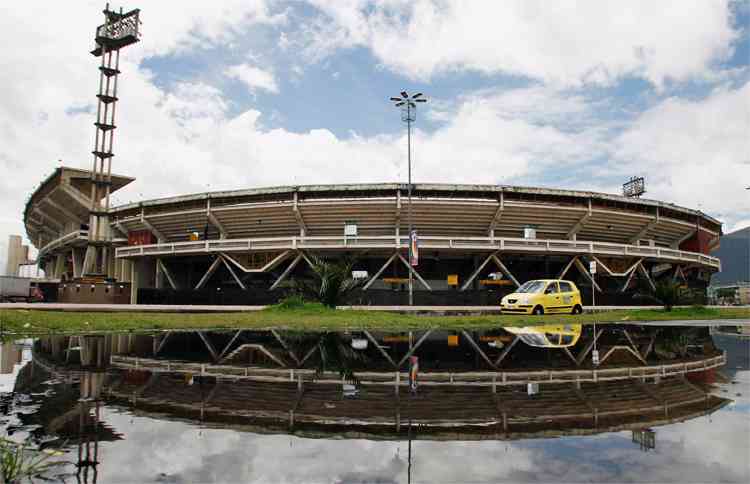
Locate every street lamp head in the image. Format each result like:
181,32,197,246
390,90,427,123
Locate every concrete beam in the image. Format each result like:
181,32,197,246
636,262,656,291
207,199,228,239
270,253,304,290
363,253,399,290
460,252,496,291
157,259,178,290
59,184,92,211
43,196,82,223
574,258,602,293
221,255,246,290
630,214,659,245
113,221,128,237
488,191,504,238
293,192,307,237
195,257,223,290
567,199,592,240
33,207,64,232
671,228,697,249
141,210,166,243
396,252,432,290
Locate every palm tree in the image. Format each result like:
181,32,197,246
294,255,363,308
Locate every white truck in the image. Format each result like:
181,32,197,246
0,276,43,303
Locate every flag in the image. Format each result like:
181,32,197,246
409,356,419,392
410,230,419,266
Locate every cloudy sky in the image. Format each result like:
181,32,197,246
1,1,749,269
34,362,750,483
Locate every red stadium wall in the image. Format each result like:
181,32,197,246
679,229,714,255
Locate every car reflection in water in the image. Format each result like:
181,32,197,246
504,324,582,348
0,323,742,482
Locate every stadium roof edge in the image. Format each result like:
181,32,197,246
111,182,721,227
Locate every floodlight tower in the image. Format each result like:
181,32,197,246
390,91,427,306
82,4,141,278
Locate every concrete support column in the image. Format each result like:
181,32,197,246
44,259,55,278
106,248,116,279
72,248,83,278
155,259,164,289
120,259,132,283
54,254,66,279
130,261,139,304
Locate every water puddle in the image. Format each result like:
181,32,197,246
1,323,748,483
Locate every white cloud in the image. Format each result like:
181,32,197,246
0,2,747,257
301,0,738,87
43,398,750,483
610,82,750,227
225,64,280,94
131,0,286,59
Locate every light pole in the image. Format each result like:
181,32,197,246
390,91,427,306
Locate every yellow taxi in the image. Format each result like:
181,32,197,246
504,324,582,348
500,279,582,315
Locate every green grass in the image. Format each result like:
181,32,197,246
0,304,747,335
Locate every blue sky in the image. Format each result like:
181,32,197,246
0,1,749,265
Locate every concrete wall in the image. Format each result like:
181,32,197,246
58,282,131,304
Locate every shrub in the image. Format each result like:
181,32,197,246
1,438,67,483
275,294,306,310
653,281,682,311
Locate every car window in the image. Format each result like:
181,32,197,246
546,333,562,345
544,282,559,294
519,334,548,347
559,281,573,292
560,335,575,345
516,280,547,293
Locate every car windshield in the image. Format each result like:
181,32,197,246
518,334,550,347
515,280,547,293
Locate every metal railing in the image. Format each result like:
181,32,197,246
115,235,721,269
110,352,725,386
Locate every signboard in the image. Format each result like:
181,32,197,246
524,226,537,239
589,261,597,274
447,274,459,286
344,223,358,237
447,335,459,346
480,279,514,286
352,270,369,280
592,349,600,366
410,230,419,266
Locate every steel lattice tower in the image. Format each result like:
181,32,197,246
83,5,140,278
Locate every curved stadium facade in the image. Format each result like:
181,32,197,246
26,167,722,305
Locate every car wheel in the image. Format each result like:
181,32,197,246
571,304,582,315
532,306,544,315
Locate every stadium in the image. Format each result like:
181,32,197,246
13,7,723,307
24,166,722,306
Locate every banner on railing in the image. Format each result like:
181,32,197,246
410,230,419,266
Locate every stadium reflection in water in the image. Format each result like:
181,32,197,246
2,324,749,483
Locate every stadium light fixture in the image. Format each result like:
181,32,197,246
390,91,427,306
